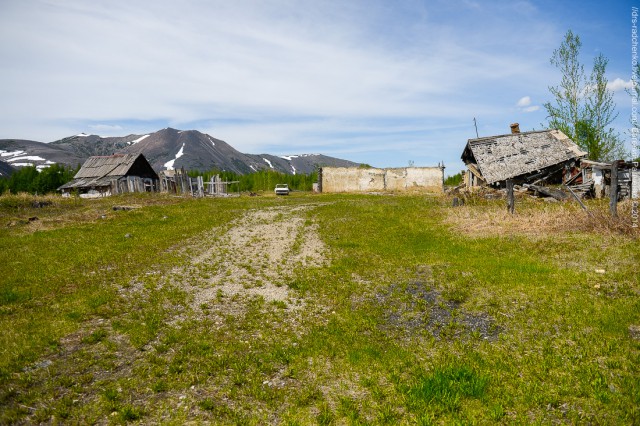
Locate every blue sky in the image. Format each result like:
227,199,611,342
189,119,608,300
0,0,636,173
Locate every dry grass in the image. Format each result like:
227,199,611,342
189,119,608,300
0,192,183,235
445,195,639,239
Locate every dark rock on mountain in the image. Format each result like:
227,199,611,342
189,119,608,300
247,153,359,175
123,128,261,174
50,133,138,158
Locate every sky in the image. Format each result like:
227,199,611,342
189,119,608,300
0,0,637,173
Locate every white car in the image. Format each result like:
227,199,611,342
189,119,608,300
275,184,290,195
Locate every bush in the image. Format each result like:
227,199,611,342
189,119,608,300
444,172,462,186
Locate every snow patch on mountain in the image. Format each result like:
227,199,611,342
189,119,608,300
7,155,46,162
164,143,185,170
263,157,274,169
1,150,26,158
129,134,149,145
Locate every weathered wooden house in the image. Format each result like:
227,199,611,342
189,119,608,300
59,153,159,198
461,124,587,188
577,159,636,199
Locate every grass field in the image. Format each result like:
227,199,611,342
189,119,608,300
0,192,638,424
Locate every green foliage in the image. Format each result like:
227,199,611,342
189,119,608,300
6,166,39,194
444,172,462,186
544,30,626,161
1,164,77,195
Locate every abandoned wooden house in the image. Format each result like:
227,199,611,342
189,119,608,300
58,153,159,198
574,159,636,200
461,124,587,188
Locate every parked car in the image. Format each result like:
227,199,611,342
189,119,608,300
274,184,290,195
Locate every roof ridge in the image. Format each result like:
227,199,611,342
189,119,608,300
468,129,556,143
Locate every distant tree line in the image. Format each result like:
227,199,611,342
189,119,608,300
189,168,318,192
0,164,78,195
0,164,319,196
444,172,462,186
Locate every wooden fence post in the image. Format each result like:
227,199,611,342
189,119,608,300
197,175,204,198
610,161,618,217
506,179,515,214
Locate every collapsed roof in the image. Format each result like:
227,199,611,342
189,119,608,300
461,129,587,185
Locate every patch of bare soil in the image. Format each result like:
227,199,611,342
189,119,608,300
161,204,329,313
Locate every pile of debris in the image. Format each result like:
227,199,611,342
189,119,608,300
460,123,638,202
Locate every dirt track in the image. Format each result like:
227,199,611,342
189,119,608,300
161,203,329,312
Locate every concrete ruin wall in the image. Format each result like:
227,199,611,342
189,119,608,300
321,167,443,193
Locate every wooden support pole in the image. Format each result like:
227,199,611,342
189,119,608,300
506,179,515,214
563,184,593,217
610,161,618,217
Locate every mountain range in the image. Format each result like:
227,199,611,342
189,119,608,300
0,128,358,176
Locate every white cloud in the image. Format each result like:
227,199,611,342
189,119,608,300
0,0,623,167
607,78,633,92
89,124,123,132
516,96,540,113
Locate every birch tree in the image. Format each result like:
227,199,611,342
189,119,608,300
544,30,627,161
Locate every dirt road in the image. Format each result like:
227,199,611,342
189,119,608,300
160,203,329,312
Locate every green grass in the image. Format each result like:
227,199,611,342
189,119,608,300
0,192,638,424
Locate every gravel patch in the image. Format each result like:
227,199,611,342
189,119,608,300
161,204,329,311
376,277,502,342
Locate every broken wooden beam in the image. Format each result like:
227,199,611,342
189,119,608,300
563,184,592,215
523,184,569,201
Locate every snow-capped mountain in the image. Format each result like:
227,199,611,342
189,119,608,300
0,128,359,175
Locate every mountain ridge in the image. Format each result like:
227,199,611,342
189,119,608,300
0,128,359,175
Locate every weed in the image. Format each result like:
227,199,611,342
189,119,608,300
151,380,168,393
82,329,108,344
119,404,144,422
271,300,287,309
404,365,488,414
317,403,335,426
